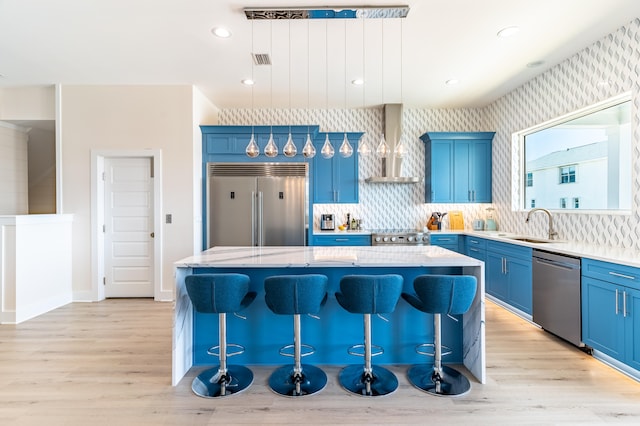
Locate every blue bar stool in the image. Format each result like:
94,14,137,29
264,274,329,397
335,274,403,396
185,273,256,398
402,274,477,397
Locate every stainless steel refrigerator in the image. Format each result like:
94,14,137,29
207,162,308,247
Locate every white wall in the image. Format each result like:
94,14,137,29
0,86,55,120
59,85,200,300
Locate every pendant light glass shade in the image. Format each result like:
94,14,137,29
357,136,371,155
283,132,297,157
376,133,391,158
394,137,407,158
339,133,353,158
264,132,278,157
321,134,335,159
302,133,316,158
245,132,259,158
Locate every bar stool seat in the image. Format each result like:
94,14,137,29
185,273,256,398
402,274,477,397
335,274,403,397
264,274,328,397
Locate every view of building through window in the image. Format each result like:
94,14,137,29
522,97,631,211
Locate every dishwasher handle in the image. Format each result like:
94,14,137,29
533,256,580,271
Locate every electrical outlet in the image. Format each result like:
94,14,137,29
166,214,172,224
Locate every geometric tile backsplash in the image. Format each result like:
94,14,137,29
221,17,640,250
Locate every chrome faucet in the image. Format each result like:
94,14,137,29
525,208,558,240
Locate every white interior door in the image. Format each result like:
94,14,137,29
104,157,154,298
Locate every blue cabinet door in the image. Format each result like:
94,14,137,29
430,234,460,252
312,146,336,203
470,139,492,202
486,251,508,300
465,236,487,262
453,141,471,202
430,140,454,203
506,256,532,314
581,276,625,361
625,287,640,370
312,234,371,246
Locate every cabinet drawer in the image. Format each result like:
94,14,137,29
312,234,371,246
582,258,640,289
465,236,487,250
486,240,532,260
430,234,459,245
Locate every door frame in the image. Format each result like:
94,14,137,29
91,149,163,301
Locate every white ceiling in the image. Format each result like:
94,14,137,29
1,0,640,109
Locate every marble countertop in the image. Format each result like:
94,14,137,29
175,245,483,268
432,230,640,269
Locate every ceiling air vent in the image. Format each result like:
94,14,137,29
252,53,271,66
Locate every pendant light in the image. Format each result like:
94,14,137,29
320,19,334,159
357,18,371,156
376,18,390,158
339,19,353,158
302,18,316,159
283,20,297,157
264,19,278,158
245,20,260,158
393,18,406,159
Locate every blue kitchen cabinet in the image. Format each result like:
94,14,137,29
311,132,362,204
430,234,461,252
485,241,533,315
581,258,640,370
464,235,487,262
311,234,371,246
420,132,494,203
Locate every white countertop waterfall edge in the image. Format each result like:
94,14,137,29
172,245,486,386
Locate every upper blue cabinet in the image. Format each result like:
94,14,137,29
420,132,495,203
311,132,362,203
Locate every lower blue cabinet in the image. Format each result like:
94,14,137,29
430,234,461,252
485,241,532,315
311,234,371,246
581,258,640,370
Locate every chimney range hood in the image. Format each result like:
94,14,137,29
365,104,422,184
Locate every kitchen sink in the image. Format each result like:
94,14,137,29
507,236,554,244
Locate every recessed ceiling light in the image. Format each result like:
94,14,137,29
526,60,545,68
445,79,459,85
241,79,255,86
497,26,520,38
351,78,364,85
211,27,232,38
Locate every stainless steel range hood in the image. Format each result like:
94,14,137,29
365,104,422,184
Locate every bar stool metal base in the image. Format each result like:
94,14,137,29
268,364,327,397
191,365,254,398
339,364,399,397
407,364,471,397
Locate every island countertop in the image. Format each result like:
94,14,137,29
174,245,483,269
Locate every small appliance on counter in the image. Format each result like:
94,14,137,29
472,219,485,231
320,214,335,231
485,207,497,231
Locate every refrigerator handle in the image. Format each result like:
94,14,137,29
251,191,256,246
258,191,264,246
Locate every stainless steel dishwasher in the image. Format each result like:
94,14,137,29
532,249,583,347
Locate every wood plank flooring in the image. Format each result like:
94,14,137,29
1,299,639,425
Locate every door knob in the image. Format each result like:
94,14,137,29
150,232,155,238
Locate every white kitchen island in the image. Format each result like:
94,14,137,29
172,245,485,386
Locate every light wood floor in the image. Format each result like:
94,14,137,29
1,299,639,425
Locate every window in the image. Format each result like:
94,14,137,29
526,172,533,187
559,166,576,184
560,198,567,209
530,199,536,208
519,94,632,211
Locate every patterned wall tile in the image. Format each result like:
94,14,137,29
220,18,640,249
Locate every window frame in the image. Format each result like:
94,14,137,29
513,91,632,214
